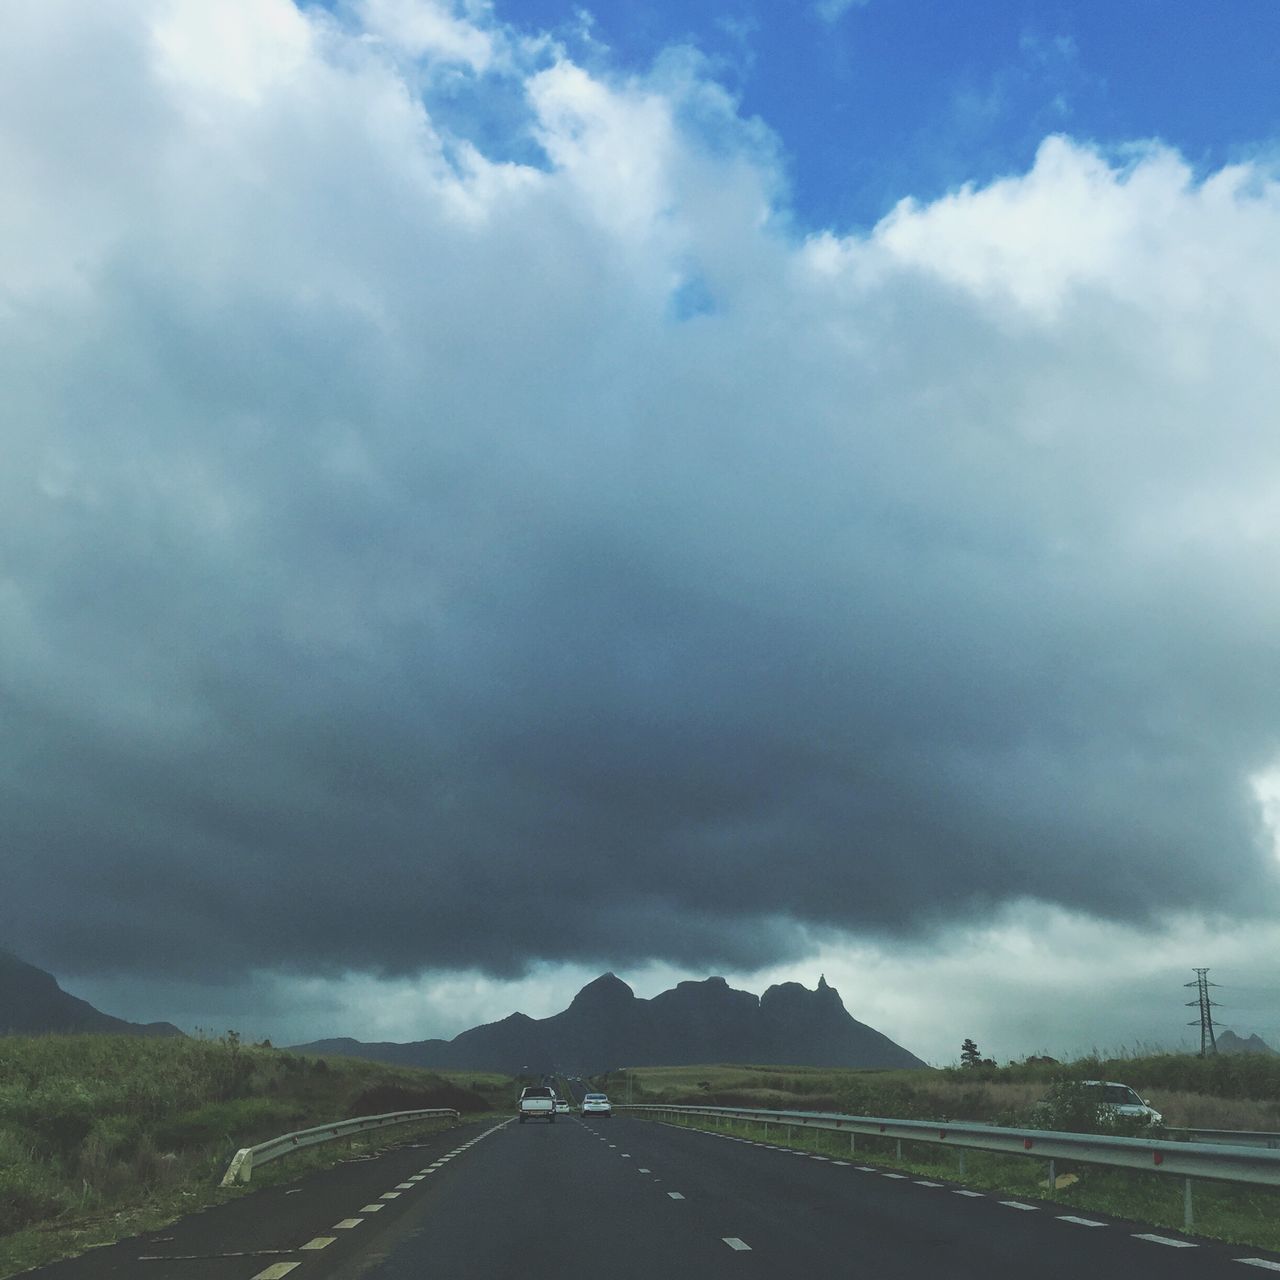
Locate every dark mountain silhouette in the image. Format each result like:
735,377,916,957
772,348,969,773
1216,1029,1277,1056
0,950,183,1038
291,972,925,1073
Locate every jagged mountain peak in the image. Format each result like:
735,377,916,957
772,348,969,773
290,972,925,1073
568,972,635,1009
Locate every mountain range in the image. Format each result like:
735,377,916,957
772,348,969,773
0,950,183,1037
289,972,927,1073
1216,1029,1276,1056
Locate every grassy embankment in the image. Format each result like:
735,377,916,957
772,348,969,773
595,1056,1280,1251
0,1034,511,1278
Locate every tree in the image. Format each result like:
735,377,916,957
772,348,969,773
960,1038,981,1068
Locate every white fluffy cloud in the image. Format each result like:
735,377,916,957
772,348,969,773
4,0,1280,1050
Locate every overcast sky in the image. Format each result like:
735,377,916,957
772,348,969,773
5,0,1280,1066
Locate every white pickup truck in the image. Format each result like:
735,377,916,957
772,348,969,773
518,1085,557,1124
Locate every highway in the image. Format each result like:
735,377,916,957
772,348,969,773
24,1113,1280,1279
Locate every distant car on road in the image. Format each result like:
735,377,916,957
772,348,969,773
581,1092,612,1117
1032,1079,1162,1127
554,1097,571,1114
518,1085,557,1124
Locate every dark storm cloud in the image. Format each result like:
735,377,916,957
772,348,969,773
4,1,1280,989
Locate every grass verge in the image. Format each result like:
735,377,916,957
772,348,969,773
0,1034,510,1279
650,1111,1280,1253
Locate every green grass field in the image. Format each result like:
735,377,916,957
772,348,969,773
0,1034,511,1278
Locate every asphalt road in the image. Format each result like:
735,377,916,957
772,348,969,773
25,1115,1280,1280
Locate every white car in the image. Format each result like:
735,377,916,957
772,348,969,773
1080,1080,1163,1123
581,1092,612,1117
1039,1075,1162,1126
554,1097,571,1114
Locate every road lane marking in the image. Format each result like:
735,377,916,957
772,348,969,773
832,1161,850,1166
251,1267,300,1280
999,1202,1038,1211
1057,1216,1105,1227
723,1238,751,1251
639,1168,651,1173
360,1205,385,1212
914,1180,943,1187
810,1156,829,1161
952,1190,983,1197
621,1154,631,1158
1237,1261,1280,1270
299,1238,336,1250
855,1166,877,1172
1133,1234,1196,1247
667,1192,686,1200
395,1182,416,1189
408,1175,426,1181
379,1192,401,1200
883,1173,907,1180
332,1219,363,1230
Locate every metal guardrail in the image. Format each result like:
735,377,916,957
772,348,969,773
1168,1126,1280,1150
220,1107,459,1185
620,1103,1280,1227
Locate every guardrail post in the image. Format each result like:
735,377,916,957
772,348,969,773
896,1138,902,1161
1184,1178,1193,1230
958,1150,966,1176
1048,1160,1055,1196
850,1133,856,1154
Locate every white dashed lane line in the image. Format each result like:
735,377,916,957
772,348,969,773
299,1237,335,1250
331,1218,363,1230
251,1265,300,1280
660,1120,1280,1274
360,1204,385,1213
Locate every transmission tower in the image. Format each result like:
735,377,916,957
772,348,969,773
1184,968,1220,1056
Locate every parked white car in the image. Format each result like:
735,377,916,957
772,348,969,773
581,1092,612,1117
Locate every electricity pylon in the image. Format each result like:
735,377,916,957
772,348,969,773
1185,968,1220,1057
